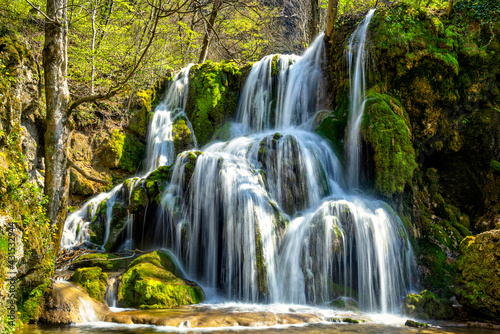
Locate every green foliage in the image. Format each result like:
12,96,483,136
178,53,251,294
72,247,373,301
454,0,500,24
373,5,460,75
17,278,51,325
71,267,108,302
361,90,417,196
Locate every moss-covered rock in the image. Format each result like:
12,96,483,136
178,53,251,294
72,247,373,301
402,290,454,320
71,267,108,302
117,250,204,309
97,129,145,173
456,230,500,321
72,253,130,272
329,298,359,311
361,90,417,197
127,90,152,138
186,61,242,146
172,115,195,155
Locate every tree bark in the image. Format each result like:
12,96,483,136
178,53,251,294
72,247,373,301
198,0,222,63
447,0,453,18
325,0,339,43
308,0,320,43
43,0,71,250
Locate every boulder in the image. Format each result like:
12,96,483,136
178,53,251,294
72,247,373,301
117,250,204,309
456,230,500,321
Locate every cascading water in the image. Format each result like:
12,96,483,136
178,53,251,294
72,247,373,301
61,65,196,250
346,9,376,189
61,10,414,315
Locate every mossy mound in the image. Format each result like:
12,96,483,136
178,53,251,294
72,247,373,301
71,267,108,302
361,90,417,197
117,250,204,309
97,129,145,173
402,290,454,320
186,61,242,146
72,253,130,271
329,298,359,312
172,116,195,155
456,230,500,321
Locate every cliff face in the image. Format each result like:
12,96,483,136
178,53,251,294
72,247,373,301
321,3,500,319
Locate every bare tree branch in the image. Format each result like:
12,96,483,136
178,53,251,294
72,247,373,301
69,159,110,185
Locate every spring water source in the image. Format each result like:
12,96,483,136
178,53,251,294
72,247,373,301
61,10,413,316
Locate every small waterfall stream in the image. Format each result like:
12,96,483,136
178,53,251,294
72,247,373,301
346,9,376,189
61,9,414,315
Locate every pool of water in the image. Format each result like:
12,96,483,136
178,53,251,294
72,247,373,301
16,322,500,334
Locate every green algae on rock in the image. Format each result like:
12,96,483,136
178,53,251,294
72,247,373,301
402,290,453,320
71,267,108,302
117,250,204,309
456,230,500,321
186,61,242,146
361,90,417,197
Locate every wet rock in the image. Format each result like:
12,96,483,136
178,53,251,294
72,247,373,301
39,280,109,324
71,267,108,302
402,290,454,320
405,319,428,328
104,307,323,327
456,230,500,321
117,250,204,308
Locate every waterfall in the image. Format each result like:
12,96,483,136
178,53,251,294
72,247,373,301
61,11,414,315
346,9,376,189
61,65,196,249
237,35,324,131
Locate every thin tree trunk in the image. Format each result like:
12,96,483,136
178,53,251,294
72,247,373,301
308,0,320,43
91,0,97,94
198,0,221,64
43,0,71,250
325,0,339,43
447,0,453,17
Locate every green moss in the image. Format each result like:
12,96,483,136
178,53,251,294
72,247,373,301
211,121,232,142
128,90,152,137
129,184,148,213
71,267,108,302
186,61,242,146
254,227,268,297
456,230,500,321
343,318,360,324
172,117,194,155
106,129,145,173
491,159,500,172
144,164,172,203
73,253,130,271
361,90,417,197
315,111,346,156
118,250,204,308
402,290,454,320
18,278,50,325
405,320,428,328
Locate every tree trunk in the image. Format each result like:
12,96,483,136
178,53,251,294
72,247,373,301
198,0,221,63
43,0,71,250
91,0,97,94
447,0,453,18
308,0,320,43
325,0,339,43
